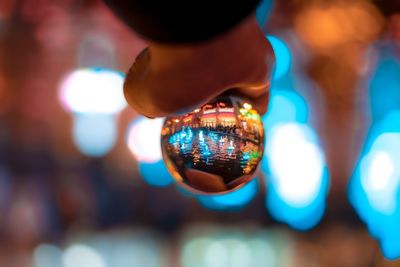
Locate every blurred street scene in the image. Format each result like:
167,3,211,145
0,0,400,266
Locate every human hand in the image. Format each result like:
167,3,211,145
123,14,275,118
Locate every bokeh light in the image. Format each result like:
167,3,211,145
256,0,274,28
349,37,400,258
247,238,276,266
138,161,174,187
180,226,288,267
126,117,164,163
294,1,384,54
126,117,174,186
58,67,126,157
197,179,258,211
33,244,63,267
266,123,325,207
181,237,214,267
59,68,126,114
267,35,292,80
262,89,308,128
263,123,328,230
73,113,117,157
369,51,400,122
350,111,400,259
88,231,165,267
360,145,398,215
77,33,116,68
63,244,106,267
261,87,328,230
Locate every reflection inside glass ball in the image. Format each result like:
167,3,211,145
161,95,265,194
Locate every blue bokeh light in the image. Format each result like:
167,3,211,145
256,0,274,28
197,179,258,211
262,89,308,128
351,45,400,258
261,88,328,230
349,111,400,260
263,123,329,230
138,161,174,187
369,52,400,122
73,113,117,157
266,36,292,81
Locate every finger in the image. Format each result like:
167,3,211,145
123,15,275,118
123,47,157,118
250,89,270,115
228,86,270,115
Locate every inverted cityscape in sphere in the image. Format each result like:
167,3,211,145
161,95,265,194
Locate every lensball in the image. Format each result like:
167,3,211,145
161,95,265,194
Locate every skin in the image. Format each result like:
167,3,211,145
123,14,275,118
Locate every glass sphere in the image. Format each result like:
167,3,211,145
161,95,265,194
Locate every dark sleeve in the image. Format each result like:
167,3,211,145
373,0,400,16
103,0,261,44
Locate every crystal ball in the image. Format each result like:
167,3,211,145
161,95,265,194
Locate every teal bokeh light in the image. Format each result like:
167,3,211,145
138,161,174,187
263,123,329,230
261,89,328,230
256,0,274,28
349,111,400,260
196,179,258,211
266,36,292,81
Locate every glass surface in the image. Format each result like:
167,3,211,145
161,95,265,194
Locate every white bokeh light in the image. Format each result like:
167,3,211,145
226,239,251,267
73,114,117,157
204,240,229,267
247,239,276,267
181,230,279,267
181,237,214,267
360,133,400,214
363,151,395,191
63,244,106,267
33,243,63,267
58,68,127,157
266,123,324,207
126,117,164,163
59,68,126,114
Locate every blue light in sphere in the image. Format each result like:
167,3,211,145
197,179,258,211
138,161,174,187
266,36,292,81
73,113,117,157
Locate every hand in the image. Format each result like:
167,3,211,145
123,14,275,118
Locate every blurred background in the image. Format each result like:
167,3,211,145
1,0,400,266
